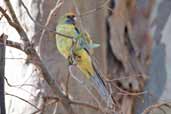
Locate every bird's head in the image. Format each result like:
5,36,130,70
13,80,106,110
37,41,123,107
58,12,76,25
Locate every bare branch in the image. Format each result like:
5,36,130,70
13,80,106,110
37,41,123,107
4,0,29,43
0,9,7,20
4,75,36,88
5,92,41,111
43,96,100,112
0,36,24,51
0,7,22,34
43,96,60,102
19,0,37,24
31,110,41,114
142,102,171,114
113,83,148,96
105,73,142,82
68,65,84,84
4,57,26,60
52,102,59,114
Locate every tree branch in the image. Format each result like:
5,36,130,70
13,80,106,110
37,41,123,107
43,96,100,112
0,36,24,51
4,76,31,87
4,0,29,43
0,7,22,35
5,92,41,111
142,102,171,114
113,83,147,96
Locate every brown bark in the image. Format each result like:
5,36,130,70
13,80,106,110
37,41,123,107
106,0,155,114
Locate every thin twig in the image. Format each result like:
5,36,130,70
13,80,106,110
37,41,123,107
5,92,41,111
4,75,39,99
52,102,59,114
113,84,148,96
31,110,41,114
53,103,58,114
3,72,37,88
20,0,73,40
3,57,26,60
68,65,83,84
142,102,171,114
0,37,24,51
44,95,102,113
0,7,23,36
105,74,142,82
0,9,7,20
70,100,100,111
43,96,60,101
42,96,100,112
117,91,147,96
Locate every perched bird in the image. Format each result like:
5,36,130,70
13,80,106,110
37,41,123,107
56,13,113,107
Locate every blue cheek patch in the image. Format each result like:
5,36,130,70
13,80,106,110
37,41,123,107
65,19,74,24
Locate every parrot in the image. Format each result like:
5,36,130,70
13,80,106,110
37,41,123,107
56,13,113,107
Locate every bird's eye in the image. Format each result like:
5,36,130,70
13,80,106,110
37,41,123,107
66,15,70,18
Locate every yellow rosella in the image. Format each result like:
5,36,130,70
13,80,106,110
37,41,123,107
56,13,113,106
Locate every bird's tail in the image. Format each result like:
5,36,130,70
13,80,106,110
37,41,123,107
91,73,108,98
90,67,113,108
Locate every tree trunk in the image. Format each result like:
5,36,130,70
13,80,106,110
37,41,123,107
0,34,6,114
